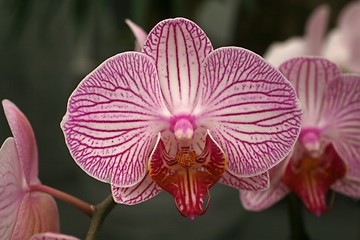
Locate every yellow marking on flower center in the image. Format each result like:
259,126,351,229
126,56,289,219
176,150,197,168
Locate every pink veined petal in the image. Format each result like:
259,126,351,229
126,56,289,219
219,171,269,191
197,47,302,177
240,181,289,211
331,177,360,199
304,4,330,55
142,17,213,114
111,172,162,205
322,75,360,180
279,57,340,127
12,192,59,240
0,138,24,240
125,19,148,52
61,52,169,187
31,232,80,240
2,99,38,184
264,38,306,68
240,156,291,211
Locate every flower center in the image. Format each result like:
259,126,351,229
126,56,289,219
148,132,226,219
176,150,197,168
282,144,347,215
173,118,194,148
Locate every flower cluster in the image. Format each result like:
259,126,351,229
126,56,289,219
1,4,360,238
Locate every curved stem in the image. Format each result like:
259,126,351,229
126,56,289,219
30,184,94,217
86,194,117,240
287,193,310,240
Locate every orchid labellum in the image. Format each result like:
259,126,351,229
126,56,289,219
241,57,360,216
0,100,59,239
61,17,302,218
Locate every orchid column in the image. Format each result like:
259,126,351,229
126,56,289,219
61,17,302,218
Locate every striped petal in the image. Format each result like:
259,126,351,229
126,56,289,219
2,99,38,184
219,171,269,191
197,47,302,177
240,156,290,211
279,57,340,127
322,75,360,180
61,52,169,187
31,232,80,240
331,178,360,199
111,172,162,205
142,18,213,115
0,138,24,240
125,19,148,52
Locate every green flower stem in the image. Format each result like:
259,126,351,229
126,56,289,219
86,194,117,240
287,193,310,240
31,184,94,217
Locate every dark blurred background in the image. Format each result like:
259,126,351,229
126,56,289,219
0,0,359,239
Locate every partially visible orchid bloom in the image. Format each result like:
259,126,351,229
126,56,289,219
125,19,147,52
61,17,302,219
323,0,360,73
0,100,59,239
264,4,329,67
31,232,79,240
241,57,360,216
265,1,360,73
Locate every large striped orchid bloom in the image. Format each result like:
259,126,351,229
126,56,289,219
61,18,302,219
241,57,360,216
0,100,59,239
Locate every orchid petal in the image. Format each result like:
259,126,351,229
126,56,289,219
125,19,148,52
331,178,360,199
279,57,340,127
322,75,360,180
240,182,289,211
31,232,80,240
111,172,162,205
304,4,330,55
12,192,59,240
240,156,290,211
0,138,24,240
264,38,306,68
337,0,360,72
2,99,38,184
198,47,302,177
219,171,269,191
61,52,169,187
142,17,213,114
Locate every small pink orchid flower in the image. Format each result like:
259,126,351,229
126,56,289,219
241,57,360,216
31,232,79,240
264,4,330,67
0,100,59,239
323,0,360,73
61,17,302,219
265,2,360,74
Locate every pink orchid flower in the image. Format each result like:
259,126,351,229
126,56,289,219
0,100,59,239
264,4,330,67
61,17,302,219
265,1,360,73
323,0,360,73
31,232,79,240
241,57,360,216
